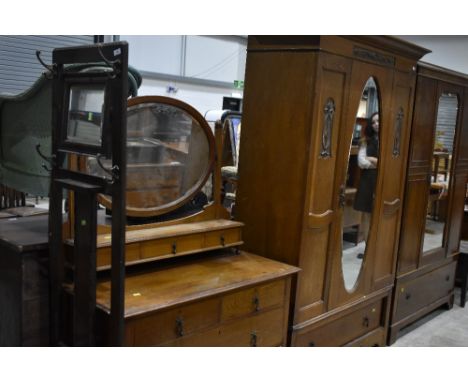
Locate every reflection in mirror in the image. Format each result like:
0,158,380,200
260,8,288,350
66,85,105,146
423,93,458,252
342,77,379,291
87,101,211,216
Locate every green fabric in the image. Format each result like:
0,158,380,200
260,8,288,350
0,64,142,196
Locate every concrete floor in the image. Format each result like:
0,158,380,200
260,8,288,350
392,287,468,346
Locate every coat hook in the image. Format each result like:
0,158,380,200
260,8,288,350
35,144,56,165
36,51,56,77
97,44,120,79
41,163,52,173
96,153,119,183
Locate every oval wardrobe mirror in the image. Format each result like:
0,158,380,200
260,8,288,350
423,92,458,253
342,77,380,291
86,96,215,218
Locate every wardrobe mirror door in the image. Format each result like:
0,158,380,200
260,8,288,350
423,93,458,253
341,77,380,291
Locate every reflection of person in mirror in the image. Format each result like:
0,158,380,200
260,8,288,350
353,112,379,259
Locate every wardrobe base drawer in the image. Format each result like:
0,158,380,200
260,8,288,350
393,261,456,323
344,327,386,347
291,299,385,347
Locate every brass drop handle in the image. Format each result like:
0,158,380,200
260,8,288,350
339,184,346,208
220,235,225,247
253,294,260,312
363,316,370,328
175,316,184,337
250,331,258,347
172,242,177,254
405,292,411,300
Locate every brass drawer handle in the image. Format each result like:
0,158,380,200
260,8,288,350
405,293,411,300
253,295,260,312
175,316,184,337
250,331,257,347
172,242,177,255
220,235,225,247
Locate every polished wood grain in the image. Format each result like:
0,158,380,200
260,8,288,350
96,251,298,316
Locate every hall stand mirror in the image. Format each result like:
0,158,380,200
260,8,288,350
389,63,468,344
341,77,380,291
235,36,429,346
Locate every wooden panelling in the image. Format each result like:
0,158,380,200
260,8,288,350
295,53,352,322
398,179,429,274
235,49,317,266
409,76,438,164
447,173,467,255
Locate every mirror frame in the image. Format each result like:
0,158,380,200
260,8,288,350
97,95,216,217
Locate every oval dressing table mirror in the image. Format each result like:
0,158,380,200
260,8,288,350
85,96,216,219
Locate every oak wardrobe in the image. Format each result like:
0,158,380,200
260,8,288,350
389,63,468,343
235,36,429,346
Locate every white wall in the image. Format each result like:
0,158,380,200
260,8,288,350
137,77,243,116
122,35,246,115
398,36,468,75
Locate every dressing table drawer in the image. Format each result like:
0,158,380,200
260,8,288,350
292,299,384,346
221,279,286,321
204,227,242,249
140,233,205,260
130,298,220,346
162,307,286,347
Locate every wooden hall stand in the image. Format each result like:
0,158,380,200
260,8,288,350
235,36,429,346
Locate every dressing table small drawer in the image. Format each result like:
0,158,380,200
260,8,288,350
140,233,205,260
204,227,242,249
96,243,140,268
